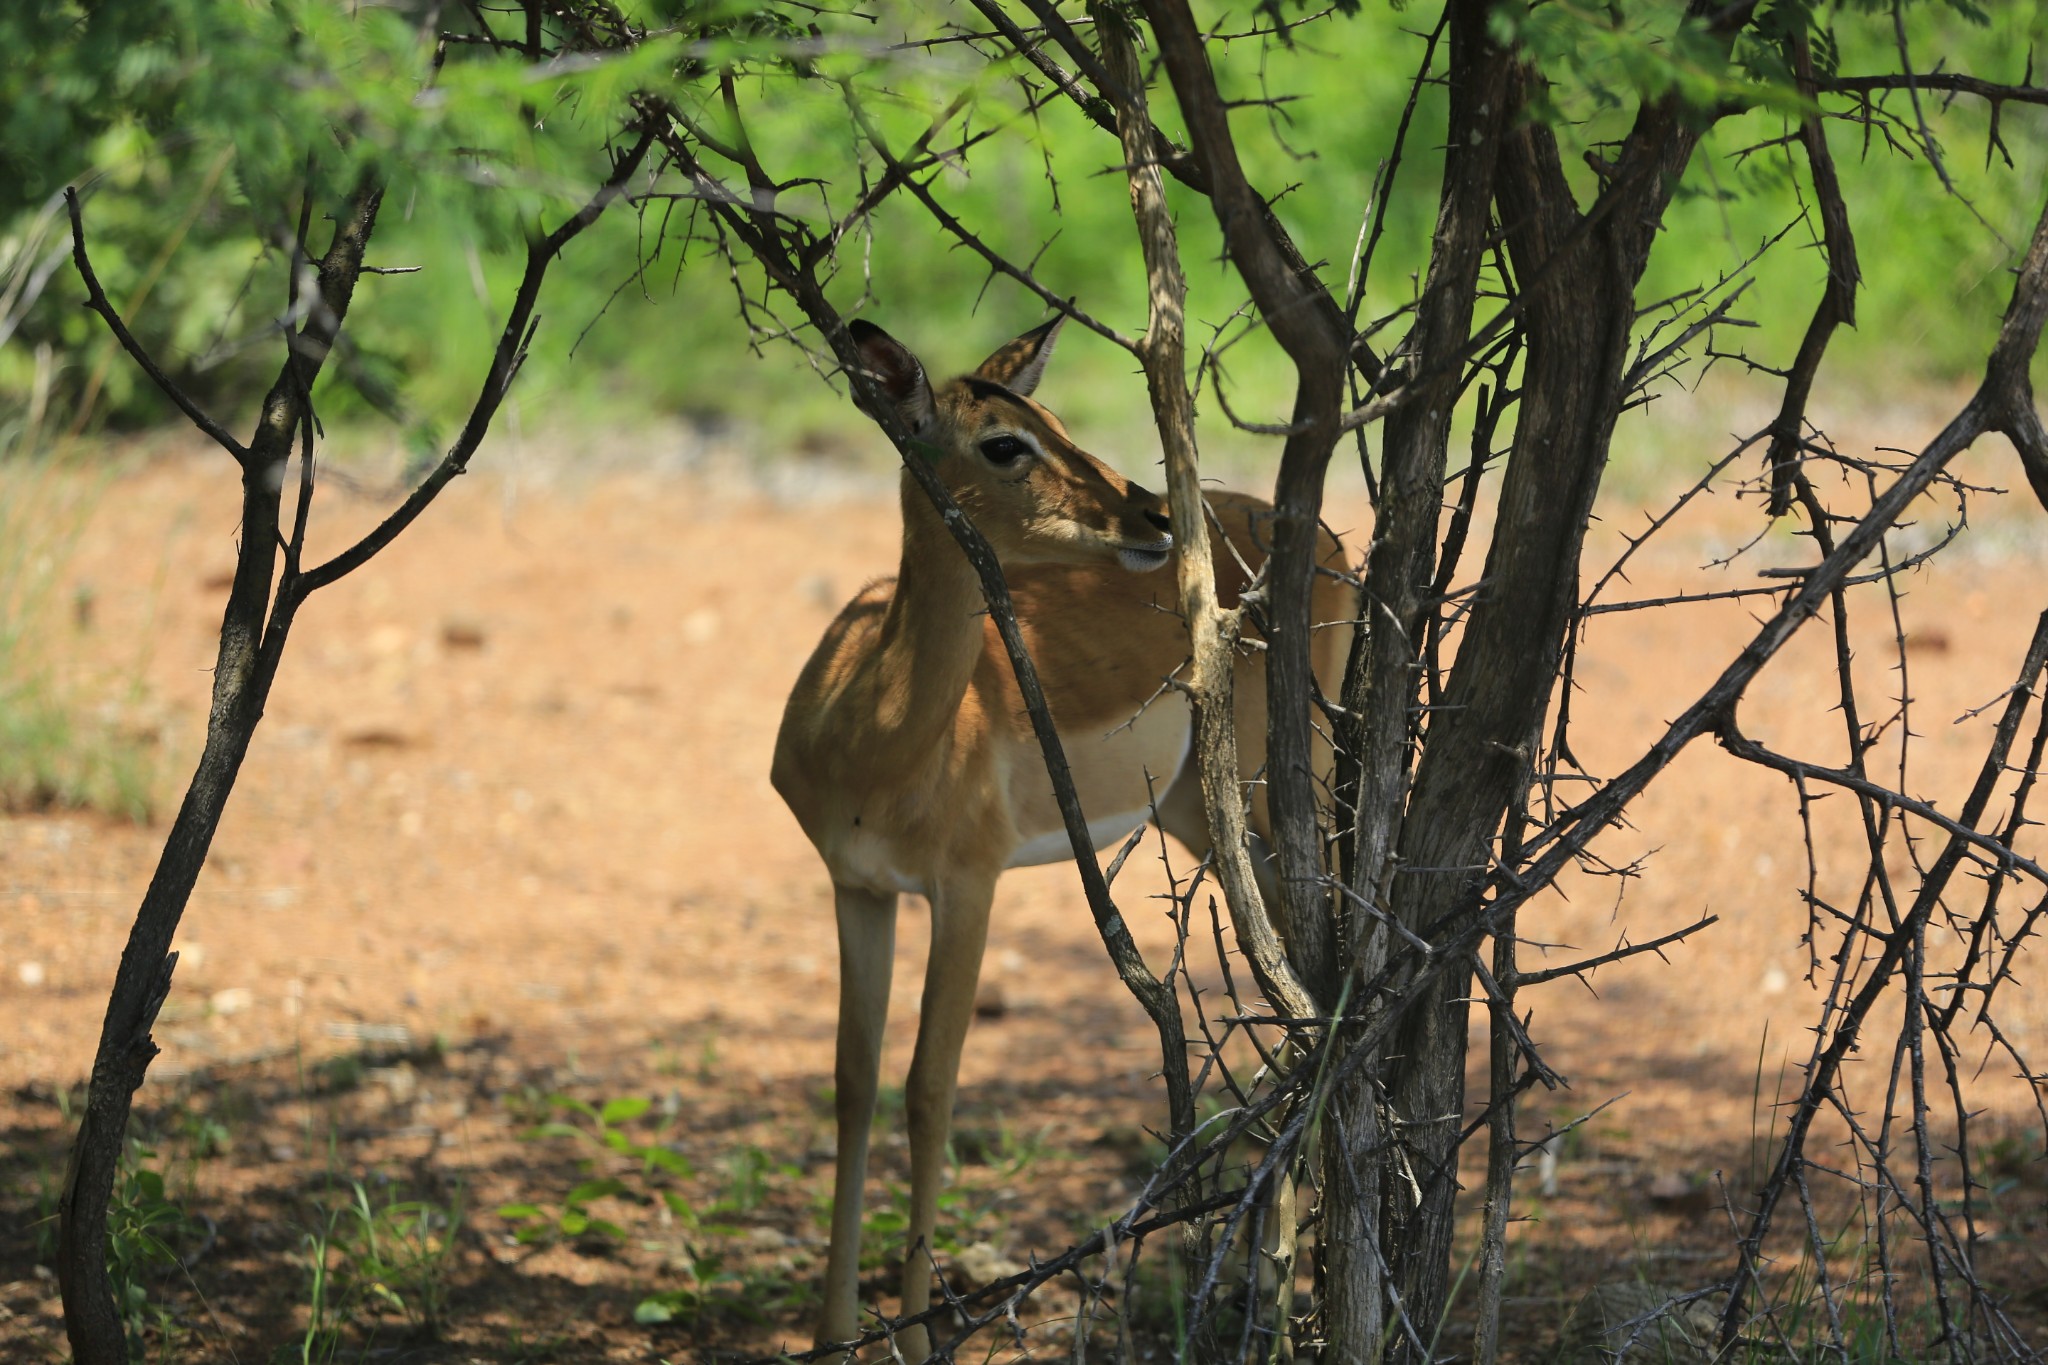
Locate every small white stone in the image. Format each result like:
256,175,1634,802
681,609,721,644
18,961,46,987
211,986,255,1016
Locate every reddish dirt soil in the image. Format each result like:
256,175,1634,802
2,412,2044,1362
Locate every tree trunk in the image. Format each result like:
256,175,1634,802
58,190,381,1363
1322,4,1507,1357
1366,60,1713,1358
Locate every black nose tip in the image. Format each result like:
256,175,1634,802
1144,507,1171,534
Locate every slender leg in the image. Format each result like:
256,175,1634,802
897,874,995,1362
820,883,898,1353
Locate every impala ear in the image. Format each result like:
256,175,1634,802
971,314,1065,397
849,321,937,436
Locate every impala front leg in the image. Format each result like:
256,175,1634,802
897,873,995,1362
822,882,898,1354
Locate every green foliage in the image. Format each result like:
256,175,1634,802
5,0,2045,456
496,1093,807,1327
1491,1,1802,120
497,1092,694,1244
292,1178,465,1360
104,1140,208,1362
631,1244,807,1327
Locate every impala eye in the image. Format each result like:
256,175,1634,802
979,435,1030,466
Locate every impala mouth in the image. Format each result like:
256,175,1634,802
1117,537,1174,573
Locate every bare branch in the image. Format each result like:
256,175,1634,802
1504,913,1721,988
1765,32,1863,516
1815,71,2048,106
63,188,248,463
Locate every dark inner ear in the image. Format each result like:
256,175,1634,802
971,315,1064,397
849,320,935,432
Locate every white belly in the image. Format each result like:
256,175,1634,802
828,711,1193,894
1004,713,1192,869
1006,807,1155,869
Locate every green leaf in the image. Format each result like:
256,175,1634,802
564,1178,628,1206
642,1147,693,1176
547,1094,604,1122
520,1121,590,1143
634,1289,700,1324
599,1096,652,1124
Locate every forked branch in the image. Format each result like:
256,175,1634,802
294,126,655,595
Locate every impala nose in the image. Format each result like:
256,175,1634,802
1144,507,1171,535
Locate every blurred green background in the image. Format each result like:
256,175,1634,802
1,0,2044,820
3,0,2046,459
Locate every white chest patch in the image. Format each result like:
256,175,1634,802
833,827,933,898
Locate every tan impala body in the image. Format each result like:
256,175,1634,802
771,319,1348,1356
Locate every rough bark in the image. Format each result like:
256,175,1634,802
1141,0,1352,998
1368,50,1724,1356
1321,6,1510,1356
1096,9,1315,1030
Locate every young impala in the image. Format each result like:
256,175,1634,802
772,318,1348,1358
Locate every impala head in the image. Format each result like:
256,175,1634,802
849,318,1174,572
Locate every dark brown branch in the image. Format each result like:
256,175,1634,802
63,188,248,463
1715,722,2048,887
1765,33,1862,516
803,88,971,272
1814,72,2048,106
987,0,1388,384
1714,606,2048,1348
839,89,1137,353
1984,189,2048,513
755,1184,1249,1364
1502,913,1720,988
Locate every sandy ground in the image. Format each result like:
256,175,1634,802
1,405,2044,1361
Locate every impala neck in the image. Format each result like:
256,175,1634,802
874,471,991,745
